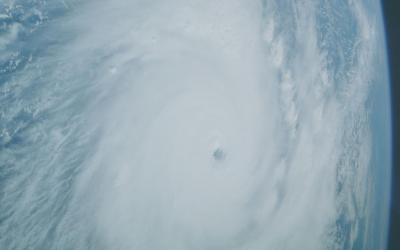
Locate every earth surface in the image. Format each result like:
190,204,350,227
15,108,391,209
0,0,392,250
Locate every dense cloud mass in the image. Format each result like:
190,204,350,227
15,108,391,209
0,0,391,249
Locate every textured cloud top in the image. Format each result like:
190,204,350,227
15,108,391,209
0,0,391,249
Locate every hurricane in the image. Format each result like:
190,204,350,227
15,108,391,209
0,0,391,249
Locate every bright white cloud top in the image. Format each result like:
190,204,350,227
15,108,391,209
0,0,391,249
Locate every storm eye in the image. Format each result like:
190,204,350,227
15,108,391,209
213,148,225,161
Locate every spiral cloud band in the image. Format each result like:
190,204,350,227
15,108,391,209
0,0,390,249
